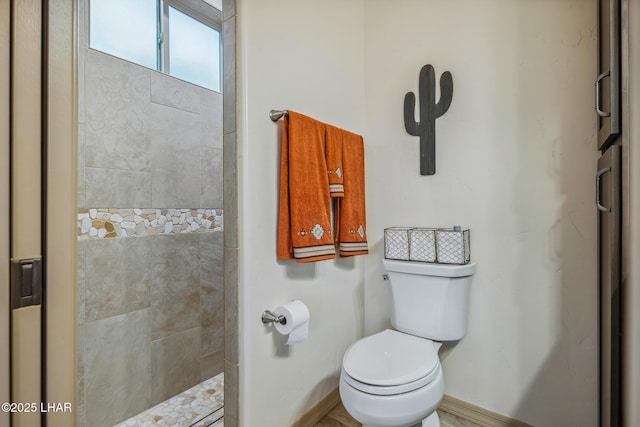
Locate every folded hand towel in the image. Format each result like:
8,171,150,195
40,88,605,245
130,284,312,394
277,111,336,262
337,129,369,257
325,124,345,198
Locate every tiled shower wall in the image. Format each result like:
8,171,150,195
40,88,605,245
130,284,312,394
78,49,223,209
76,40,224,427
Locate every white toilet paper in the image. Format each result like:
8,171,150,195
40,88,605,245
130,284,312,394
274,300,310,344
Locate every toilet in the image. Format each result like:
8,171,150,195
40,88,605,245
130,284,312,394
339,259,476,427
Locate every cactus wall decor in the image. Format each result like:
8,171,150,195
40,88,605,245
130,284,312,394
404,64,453,175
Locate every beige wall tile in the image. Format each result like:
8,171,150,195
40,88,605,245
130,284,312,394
84,238,150,322
222,132,237,248
77,0,87,125
77,240,87,415
201,147,223,209
224,246,238,365
151,327,201,405
150,234,201,340
85,50,151,172
201,287,224,356
76,323,85,410
85,310,152,426
77,239,87,324
150,104,201,207
201,89,223,149
200,231,223,290
77,124,86,208
151,71,201,114
76,404,86,427
223,360,239,426
200,350,224,382
85,167,152,207
200,231,224,362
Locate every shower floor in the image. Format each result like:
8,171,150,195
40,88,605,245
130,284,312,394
116,373,224,427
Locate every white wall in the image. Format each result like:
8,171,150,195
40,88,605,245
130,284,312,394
238,1,365,426
363,1,598,426
239,1,599,426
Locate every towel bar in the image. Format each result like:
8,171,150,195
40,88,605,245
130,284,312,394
269,109,288,122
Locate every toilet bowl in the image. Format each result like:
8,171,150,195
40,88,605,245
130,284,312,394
339,329,444,427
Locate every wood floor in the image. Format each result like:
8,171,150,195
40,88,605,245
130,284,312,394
312,402,360,427
313,401,482,427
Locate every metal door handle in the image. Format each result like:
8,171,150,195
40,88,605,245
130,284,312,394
596,167,611,212
11,257,42,309
596,71,611,117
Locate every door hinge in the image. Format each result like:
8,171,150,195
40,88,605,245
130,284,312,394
11,257,42,309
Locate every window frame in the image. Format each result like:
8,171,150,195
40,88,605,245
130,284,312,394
88,0,222,92
160,0,222,85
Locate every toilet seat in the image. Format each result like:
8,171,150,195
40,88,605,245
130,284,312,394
342,367,438,395
342,329,439,396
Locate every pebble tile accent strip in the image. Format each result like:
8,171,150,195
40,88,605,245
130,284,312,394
116,373,224,426
77,208,223,239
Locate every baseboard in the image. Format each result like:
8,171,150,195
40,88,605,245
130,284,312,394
288,388,533,427
439,395,535,427
290,388,341,427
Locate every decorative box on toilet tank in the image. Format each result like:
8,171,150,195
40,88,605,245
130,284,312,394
384,226,470,264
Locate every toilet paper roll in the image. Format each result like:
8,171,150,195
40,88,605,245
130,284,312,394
274,300,310,344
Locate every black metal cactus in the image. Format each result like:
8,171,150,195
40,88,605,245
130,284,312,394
404,64,453,175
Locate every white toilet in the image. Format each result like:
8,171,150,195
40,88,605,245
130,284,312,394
339,259,476,427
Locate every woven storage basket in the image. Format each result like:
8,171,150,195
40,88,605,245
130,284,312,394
384,226,471,265
435,228,471,264
408,228,437,262
384,227,412,260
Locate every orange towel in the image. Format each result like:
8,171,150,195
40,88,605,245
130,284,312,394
277,111,336,262
337,130,369,257
325,124,344,198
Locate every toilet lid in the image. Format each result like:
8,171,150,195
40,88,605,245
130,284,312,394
342,329,439,387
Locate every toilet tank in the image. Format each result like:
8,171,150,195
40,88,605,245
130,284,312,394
383,259,476,341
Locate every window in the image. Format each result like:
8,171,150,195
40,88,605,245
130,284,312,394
89,0,222,92
167,6,221,91
90,0,158,69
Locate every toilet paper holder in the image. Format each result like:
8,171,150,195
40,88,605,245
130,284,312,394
261,310,287,325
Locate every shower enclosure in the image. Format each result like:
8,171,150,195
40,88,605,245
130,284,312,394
75,0,226,425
